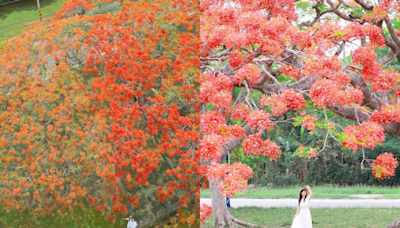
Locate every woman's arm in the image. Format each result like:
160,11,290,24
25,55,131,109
306,185,313,198
122,218,129,220
293,207,300,218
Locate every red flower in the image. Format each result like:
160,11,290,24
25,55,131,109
371,153,398,180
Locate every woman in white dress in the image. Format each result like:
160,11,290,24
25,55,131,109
291,185,313,228
122,215,137,228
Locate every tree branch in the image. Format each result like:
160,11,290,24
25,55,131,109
375,20,398,53
220,125,252,162
299,4,333,28
354,0,373,10
328,104,400,136
334,42,345,56
385,19,400,47
378,91,391,104
252,61,282,87
344,69,381,110
253,76,318,95
377,49,396,65
326,0,362,23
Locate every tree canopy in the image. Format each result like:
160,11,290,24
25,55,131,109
200,0,400,226
0,0,199,225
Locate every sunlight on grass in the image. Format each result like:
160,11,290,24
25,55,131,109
200,185,400,199
201,207,399,228
0,0,69,39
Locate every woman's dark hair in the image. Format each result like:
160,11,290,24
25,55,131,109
298,188,307,206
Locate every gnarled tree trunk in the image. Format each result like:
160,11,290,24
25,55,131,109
210,179,258,228
388,217,400,228
207,125,259,227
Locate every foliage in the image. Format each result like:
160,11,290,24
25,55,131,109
257,132,400,187
259,171,299,187
200,204,212,226
0,0,199,225
372,153,398,181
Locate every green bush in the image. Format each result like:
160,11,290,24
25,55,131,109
259,170,299,187
248,131,400,187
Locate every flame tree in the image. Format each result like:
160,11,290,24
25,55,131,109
0,0,199,225
200,0,400,226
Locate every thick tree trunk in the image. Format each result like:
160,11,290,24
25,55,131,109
210,179,258,228
388,217,400,228
272,161,280,175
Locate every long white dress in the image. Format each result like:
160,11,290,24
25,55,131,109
127,220,137,228
291,196,312,228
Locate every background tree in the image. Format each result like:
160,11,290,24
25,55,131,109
200,0,400,227
0,0,199,226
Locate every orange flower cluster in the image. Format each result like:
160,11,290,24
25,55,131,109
0,0,199,224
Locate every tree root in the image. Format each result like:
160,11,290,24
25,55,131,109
216,213,258,228
210,179,258,228
387,217,400,228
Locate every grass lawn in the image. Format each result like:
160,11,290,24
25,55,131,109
0,0,69,39
200,186,400,199
0,205,118,228
0,204,197,228
201,207,399,228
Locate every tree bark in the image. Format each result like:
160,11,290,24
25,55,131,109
387,217,400,228
208,124,261,227
210,179,258,228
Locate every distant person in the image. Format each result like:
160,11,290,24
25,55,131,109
122,215,137,228
226,154,233,209
226,195,231,208
291,185,313,228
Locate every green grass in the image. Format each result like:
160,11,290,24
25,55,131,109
0,205,119,228
200,186,400,199
0,0,69,39
201,207,399,228
0,204,195,228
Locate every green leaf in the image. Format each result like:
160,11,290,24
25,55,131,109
300,126,305,141
289,128,295,137
345,55,352,63
353,7,364,17
393,19,400,30
295,1,310,10
317,3,330,12
328,31,347,39
288,136,296,143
